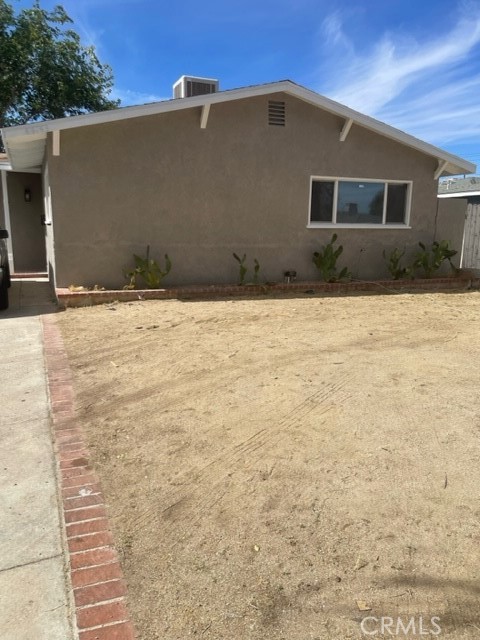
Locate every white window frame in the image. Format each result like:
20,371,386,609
307,176,413,229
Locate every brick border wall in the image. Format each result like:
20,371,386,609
56,275,480,307
42,315,136,640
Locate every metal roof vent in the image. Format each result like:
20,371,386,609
173,75,219,99
268,100,286,126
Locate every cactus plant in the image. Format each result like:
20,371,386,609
233,253,248,285
124,245,172,289
233,253,261,285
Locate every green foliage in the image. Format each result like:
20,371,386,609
413,240,458,278
124,245,171,289
312,234,351,282
382,247,413,280
233,253,247,285
0,0,118,139
233,253,261,285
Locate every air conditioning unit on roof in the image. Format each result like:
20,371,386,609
173,75,219,99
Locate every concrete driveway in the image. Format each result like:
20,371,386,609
0,280,76,639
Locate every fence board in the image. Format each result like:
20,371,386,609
462,204,480,268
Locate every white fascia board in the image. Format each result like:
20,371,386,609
1,80,476,175
438,191,480,198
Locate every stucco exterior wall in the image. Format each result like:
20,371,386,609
7,172,46,272
435,198,467,270
47,93,439,288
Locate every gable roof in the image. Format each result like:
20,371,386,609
1,80,475,176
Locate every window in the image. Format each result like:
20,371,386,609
309,177,411,227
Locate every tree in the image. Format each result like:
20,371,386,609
0,0,118,134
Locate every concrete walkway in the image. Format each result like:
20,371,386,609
0,280,76,639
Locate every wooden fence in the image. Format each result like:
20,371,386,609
462,203,480,269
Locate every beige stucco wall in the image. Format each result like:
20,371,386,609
47,93,441,288
434,198,467,270
7,172,46,272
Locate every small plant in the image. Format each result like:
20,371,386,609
413,240,458,278
124,245,171,289
383,247,413,280
312,234,351,282
233,253,248,285
233,253,261,285
253,259,260,284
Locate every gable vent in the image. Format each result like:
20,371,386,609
173,75,219,99
268,100,286,126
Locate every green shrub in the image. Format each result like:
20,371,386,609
124,245,172,289
312,234,351,282
413,240,458,278
382,247,414,280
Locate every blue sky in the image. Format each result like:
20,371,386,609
19,0,480,171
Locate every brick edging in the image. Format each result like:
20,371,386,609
56,275,480,307
42,314,136,640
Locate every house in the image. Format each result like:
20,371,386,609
438,176,480,203
0,77,475,289
438,177,480,270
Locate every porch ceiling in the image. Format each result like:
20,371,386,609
4,132,46,171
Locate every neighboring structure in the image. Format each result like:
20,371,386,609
438,176,480,270
438,176,480,201
0,78,476,289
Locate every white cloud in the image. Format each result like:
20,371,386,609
321,12,352,51
60,1,106,54
317,5,480,147
111,88,169,106
377,74,480,143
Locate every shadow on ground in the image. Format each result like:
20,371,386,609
1,280,58,319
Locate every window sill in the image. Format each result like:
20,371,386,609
307,223,412,230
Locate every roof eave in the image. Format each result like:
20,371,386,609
438,190,480,198
1,80,476,176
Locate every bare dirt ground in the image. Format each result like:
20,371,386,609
57,290,480,639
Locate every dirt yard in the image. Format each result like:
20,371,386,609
57,290,480,639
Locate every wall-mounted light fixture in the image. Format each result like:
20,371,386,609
24,188,31,203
